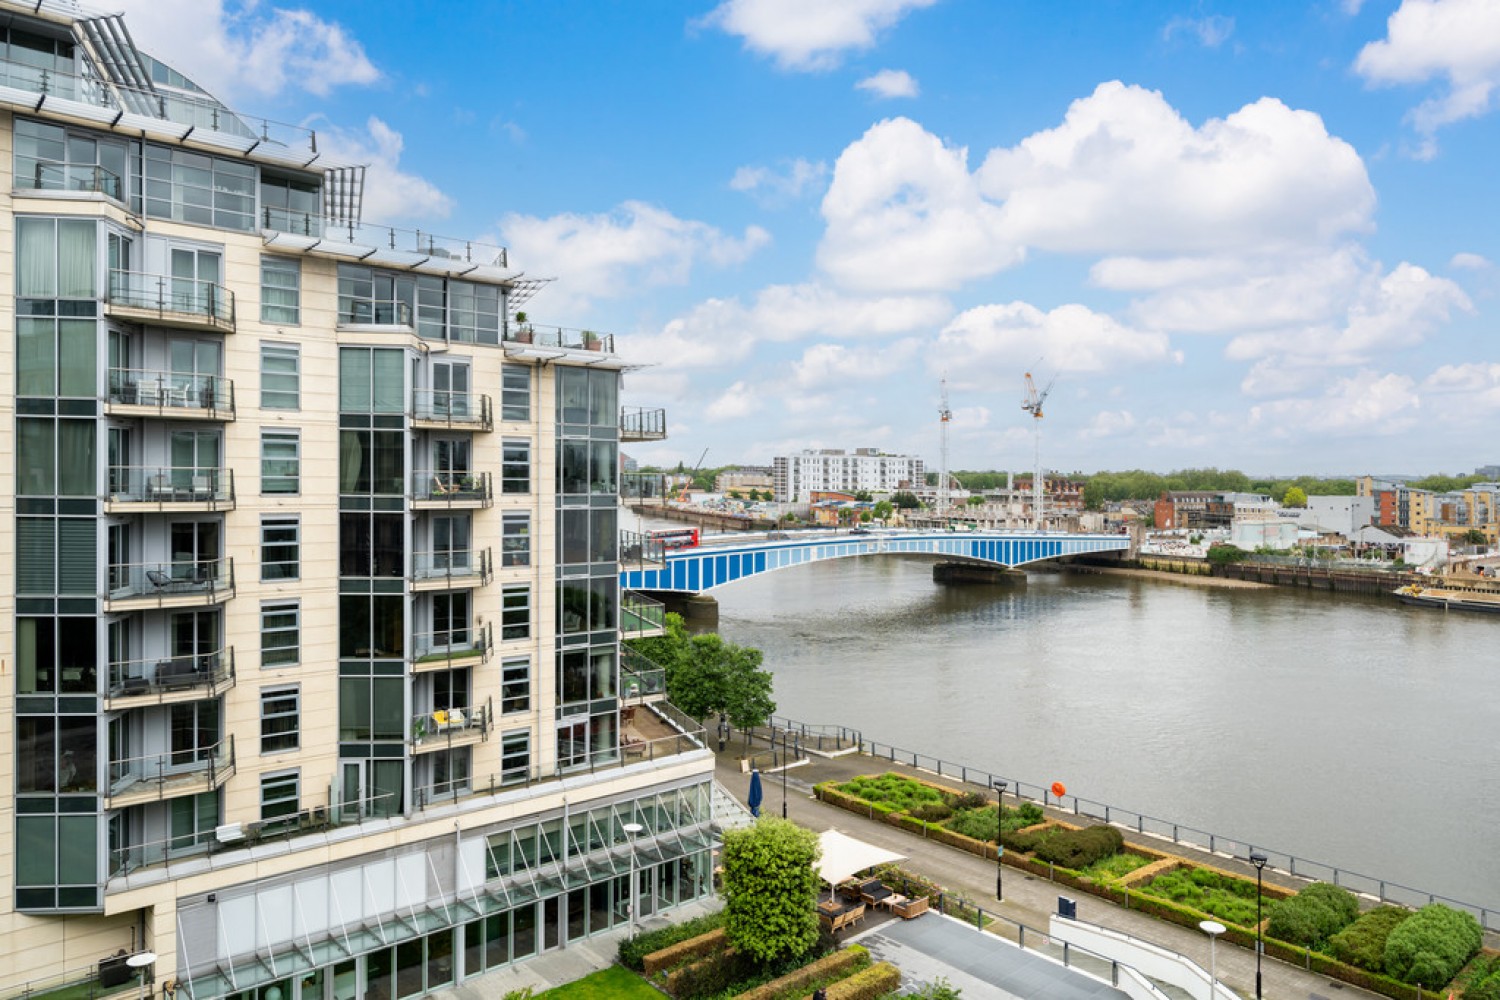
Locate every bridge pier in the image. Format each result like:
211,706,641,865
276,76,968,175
933,562,1027,585
655,592,720,630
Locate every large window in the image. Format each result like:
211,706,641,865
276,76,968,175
501,658,530,715
260,342,300,409
260,257,301,325
449,281,501,344
15,119,132,202
501,586,530,641
501,365,530,421
339,346,405,413
502,440,531,495
260,771,300,822
260,516,300,582
502,513,531,567
340,513,405,577
144,144,255,231
261,430,300,494
501,731,530,785
17,216,97,299
338,673,405,740
339,595,405,658
260,171,321,231
260,601,300,668
260,687,300,753
559,440,617,496
338,265,419,327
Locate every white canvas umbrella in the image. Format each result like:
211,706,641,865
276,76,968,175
815,829,905,886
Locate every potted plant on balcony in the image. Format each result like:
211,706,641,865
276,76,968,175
512,311,534,344
582,329,602,351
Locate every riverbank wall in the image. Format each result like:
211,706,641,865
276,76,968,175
1072,554,1423,595
628,501,778,532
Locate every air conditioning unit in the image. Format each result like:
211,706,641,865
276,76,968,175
215,823,243,843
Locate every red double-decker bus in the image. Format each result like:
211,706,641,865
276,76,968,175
648,527,700,550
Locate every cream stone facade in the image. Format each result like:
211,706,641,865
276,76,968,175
0,5,713,1000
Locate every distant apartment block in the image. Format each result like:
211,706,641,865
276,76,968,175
714,466,773,493
772,448,924,502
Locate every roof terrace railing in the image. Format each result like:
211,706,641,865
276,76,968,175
14,158,122,199
263,207,509,268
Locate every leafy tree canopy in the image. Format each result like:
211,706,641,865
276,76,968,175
1283,486,1308,508
872,500,893,520
720,818,821,965
890,491,922,509
625,613,775,729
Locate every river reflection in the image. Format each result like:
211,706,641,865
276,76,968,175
708,554,1500,907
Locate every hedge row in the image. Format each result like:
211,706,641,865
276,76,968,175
663,947,756,999
822,961,901,1000
644,927,729,977
621,911,725,971
730,945,868,1000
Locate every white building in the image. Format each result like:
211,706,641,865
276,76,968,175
1291,495,1377,539
772,448,924,502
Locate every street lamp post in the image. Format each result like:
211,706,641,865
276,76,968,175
1250,851,1269,999
781,729,790,819
622,822,644,937
992,780,1008,902
1200,920,1225,1000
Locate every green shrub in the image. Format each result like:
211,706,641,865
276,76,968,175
642,927,727,977
1461,955,1500,1000
732,944,868,1000
1206,543,1250,564
1327,906,1410,973
1139,867,1268,927
947,790,989,811
824,961,900,1000
909,802,953,823
621,911,726,970
837,774,945,814
1080,853,1151,884
1382,904,1481,986
1032,825,1124,870
944,802,1044,843
1266,882,1359,947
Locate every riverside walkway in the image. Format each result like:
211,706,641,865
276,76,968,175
714,734,1388,1000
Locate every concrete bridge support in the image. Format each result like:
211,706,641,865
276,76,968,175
653,592,720,630
932,561,1027,585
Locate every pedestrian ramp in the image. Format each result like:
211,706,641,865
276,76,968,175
711,779,755,833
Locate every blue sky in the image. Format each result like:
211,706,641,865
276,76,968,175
119,0,1500,476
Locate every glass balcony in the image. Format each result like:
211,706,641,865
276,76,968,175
410,622,492,671
621,592,666,638
105,558,235,611
410,703,490,752
106,466,234,511
505,322,614,353
106,269,235,332
106,367,236,419
621,472,670,503
621,647,667,703
14,159,122,200
620,529,666,567
410,548,491,591
104,648,235,709
411,389,493,432
410,470,492,508
105,735,235,810
620,407,667,442
263,207,509,268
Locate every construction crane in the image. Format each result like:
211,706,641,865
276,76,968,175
938,377,951,520
1022,370,1057,531
677,448,709,503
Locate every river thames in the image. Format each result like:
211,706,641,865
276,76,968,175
705,552,1499,909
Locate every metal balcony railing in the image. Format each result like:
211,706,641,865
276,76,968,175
411,389,493,429
107,270,235,327
107,368,235,414
411,470,492,504
410,702,490,746
107,558,234,603
338,298,412,327
264,207,509,268
410,548,492,585
107,466,234,505
106,735,235,803
620,406,667,441
14,158,123,199
505,323,614,353
621,592,667,637
620,529,667,566
106,647,235,701
621,472,670,502
621,647,667,703
410,621,493,665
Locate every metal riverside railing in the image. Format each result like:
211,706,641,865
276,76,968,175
847,729,1500,930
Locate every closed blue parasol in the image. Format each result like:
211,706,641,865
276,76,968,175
747,769,763,817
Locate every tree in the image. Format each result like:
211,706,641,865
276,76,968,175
720,818,821,965
1283,486,1308,508
625,614,775,729
891,491,922,509
853,490,873,502
1463,528,1488,546
728,489,743,499
966,495,985,506
859,510,873,523
872,500,893,522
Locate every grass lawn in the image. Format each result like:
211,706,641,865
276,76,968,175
538,965,661,998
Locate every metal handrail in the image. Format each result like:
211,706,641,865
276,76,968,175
106,466,234,504
263,207,508,267
107,647,235,700
107,269,235,324
506,322,614,353
410,621,492,664
107,735,234,799
410,704,489,745
107,367,235,413
14,158,122,199
107,558,235,602
621,591,666,636
411,389,493,428
337,298,413,327
620,529,667,566
410,470,492,503
410,548,491,583
620,406,667,439
621,647,666,702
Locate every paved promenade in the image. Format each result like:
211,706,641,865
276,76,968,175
716,737,1387,1000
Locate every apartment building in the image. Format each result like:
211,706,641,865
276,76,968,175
0,5,714,999
771,448,923,503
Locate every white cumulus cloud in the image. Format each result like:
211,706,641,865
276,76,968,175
1162,15,1235,47
705,381,760,421
114,0,378,102
729,158,829,206
1450,251,1491,270
1249,371,1422,437
857,69,920,98
1355,0,1500,150
791,339,923,389
696,0,940,71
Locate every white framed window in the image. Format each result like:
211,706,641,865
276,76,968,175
502,512,530,567
260,257,301,325
502,439,530,495
501,364,530,421
260,686,300,753
260,341,300,409
260,769,300,821
501,730,530,785
260,515,300,581
501,657,530,715
501,585,530,640
261,429,300,494
261,600,300,668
